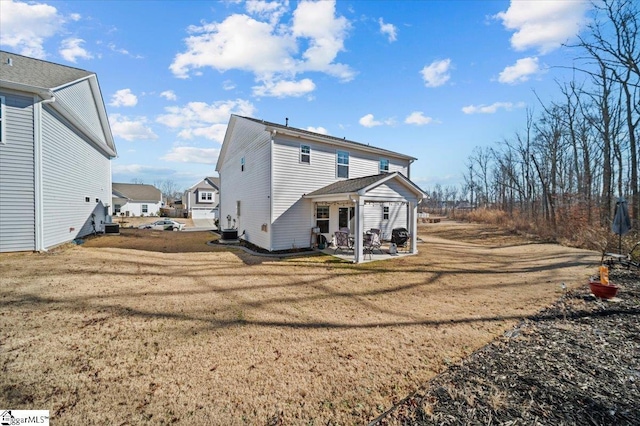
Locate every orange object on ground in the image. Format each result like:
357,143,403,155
599,265,610,285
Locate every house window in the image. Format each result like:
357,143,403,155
316,205,329,233
142,204,148,213
337,150,349,178
383,206,389,220
0,96,5,145
241,157,245,172
379,158,389,173
199,191,213,203
300,144,310,164
114,204,121,214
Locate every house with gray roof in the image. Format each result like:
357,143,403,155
216,115,426,263
183,176,220,221
112,183,163,217
0,50,117,252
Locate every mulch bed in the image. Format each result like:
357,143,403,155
372,269,640,425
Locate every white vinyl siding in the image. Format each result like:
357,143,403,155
41,106,111,248
0,95,5,144
0,92,36,252
54,78,106,146
218,117,271,249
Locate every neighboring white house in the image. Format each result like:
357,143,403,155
183,176,220,220
216,115,426,263
0,51,117,252
112,183,162,217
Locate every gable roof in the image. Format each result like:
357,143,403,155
0,50,117,158
304,171,426,200
112,183,162,202
238,115,416,161
0,51,92,89
187,176,220,192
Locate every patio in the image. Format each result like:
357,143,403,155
319,239,418,263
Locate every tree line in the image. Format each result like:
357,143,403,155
425,0,639,247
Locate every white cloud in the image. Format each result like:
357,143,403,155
109,89,138,107
170,0,353,97
495,0,591,54
156,99,255,143
359,114,382,128
462,101,526,114
69,13,81,21
252,78,316,97
405,111,434,125
160,90,177,101
307,126,328,135
420,59,452,88
498,56,542,84
109,114,158,141
223,80,236,91
378,18,397,42
161,146,220,164
59,38,93,63
0,0,64,58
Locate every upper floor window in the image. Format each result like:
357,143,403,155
0,96,5,145
337,150,349,178
241,156,245,172
300,144,310,164
379,158,389,173
199,191,214,203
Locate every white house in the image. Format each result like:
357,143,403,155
0,51,117,252
112,183,163,217
183,176,219,220
216,115,426,263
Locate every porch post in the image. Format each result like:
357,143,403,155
354,196,365,263
409,200,418,253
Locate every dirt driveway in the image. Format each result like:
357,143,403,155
0,221,599,424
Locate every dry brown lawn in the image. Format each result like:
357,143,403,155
0,221,599,425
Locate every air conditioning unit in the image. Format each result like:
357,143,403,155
104,223,120,235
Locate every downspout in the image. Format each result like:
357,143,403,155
34,91,56,251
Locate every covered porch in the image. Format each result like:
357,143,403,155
304,172,426,263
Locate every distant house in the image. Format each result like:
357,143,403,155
216,115,426,263
112,183,162,217
0,51,117,252
183,176,219,220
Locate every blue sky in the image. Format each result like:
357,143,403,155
0,0,594,192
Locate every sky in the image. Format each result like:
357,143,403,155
0,0,595,192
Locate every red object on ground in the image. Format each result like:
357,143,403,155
589,280,619,299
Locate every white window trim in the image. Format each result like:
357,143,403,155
300,144,311,164
0,96,6,145
198,191,214,203
379,158,390,174
336,150,349,179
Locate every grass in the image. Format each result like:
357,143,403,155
0,222,599,424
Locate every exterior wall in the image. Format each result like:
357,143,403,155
54,78,106,146
219,118,271,249
0,91,36,252
187,181,219,219
270,134,411,250
41,105,111,248
117,201,162,217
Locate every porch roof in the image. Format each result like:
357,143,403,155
303,172,426,201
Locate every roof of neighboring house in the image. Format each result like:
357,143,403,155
0,50,93,89
187,176,220,191
305,171,426,198
112,183,162,202
237,115,417,161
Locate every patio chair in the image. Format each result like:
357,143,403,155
363,231,382,260
334,230,353,254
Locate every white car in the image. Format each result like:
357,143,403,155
138,219,185,231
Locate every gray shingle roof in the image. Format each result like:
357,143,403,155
1,50,93,89
237,115,416,161
305,174,391,197
112,183,162,202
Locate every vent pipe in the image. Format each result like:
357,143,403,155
285,117,289,127
7,58,13,66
